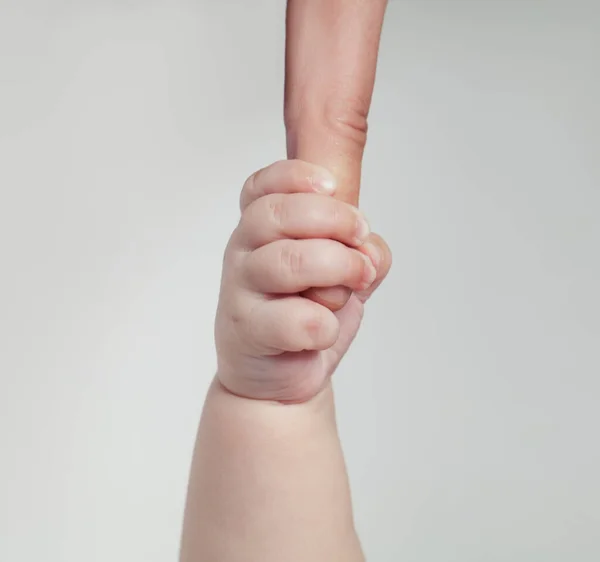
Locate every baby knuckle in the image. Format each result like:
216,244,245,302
326,200,343,226
283,324,308,352
279,243,304,277
304,312,326,340
304,309,338,348
266,195,287,229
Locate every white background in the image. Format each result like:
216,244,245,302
1,1,599,560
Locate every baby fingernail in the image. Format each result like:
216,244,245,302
354,211,371,245
311,170,337,194
362,242,381,270
361,254,377,288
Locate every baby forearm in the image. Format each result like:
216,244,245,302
179,379,364,562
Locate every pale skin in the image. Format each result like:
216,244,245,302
180,1,390,560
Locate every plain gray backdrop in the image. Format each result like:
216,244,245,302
1,1,599,560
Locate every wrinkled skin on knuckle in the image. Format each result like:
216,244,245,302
285,93,369,151
328,200,343,230
266,195,287,230
279,242,304,281
322,94,369,149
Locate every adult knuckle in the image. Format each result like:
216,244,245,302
286,93,369,151
322,95,369,149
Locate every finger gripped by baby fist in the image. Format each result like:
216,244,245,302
247,296,340,354
239,159,336,211
236,193,370,250
244,238,377,294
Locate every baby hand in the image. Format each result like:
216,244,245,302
215,160,391,403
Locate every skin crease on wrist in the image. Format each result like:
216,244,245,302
179,2,390,561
